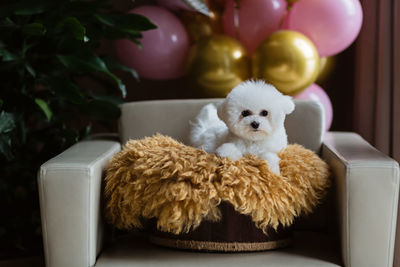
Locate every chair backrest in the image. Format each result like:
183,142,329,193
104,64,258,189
120,99,328,231
119,99,325,153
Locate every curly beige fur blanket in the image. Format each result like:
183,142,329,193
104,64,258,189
105,134,330,235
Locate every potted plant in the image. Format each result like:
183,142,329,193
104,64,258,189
0,0,155,261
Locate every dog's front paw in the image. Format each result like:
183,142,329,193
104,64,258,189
269,164,281,175
216,143,242,161
261,152,281,175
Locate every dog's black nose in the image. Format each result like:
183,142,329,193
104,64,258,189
251,121,260,129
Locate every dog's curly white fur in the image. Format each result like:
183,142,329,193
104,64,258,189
190,80,295,174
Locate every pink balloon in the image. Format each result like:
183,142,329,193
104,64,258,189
294,84,333,131
156,0,194,12
114,6,189,80
223,0,287,55
286,0,363,57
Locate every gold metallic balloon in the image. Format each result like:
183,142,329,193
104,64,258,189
179,0,223,43
252,30,320,95
179,10,221,43
316,56,336,83
187,35,250,97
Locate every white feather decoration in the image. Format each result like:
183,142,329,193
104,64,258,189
182,0,211,16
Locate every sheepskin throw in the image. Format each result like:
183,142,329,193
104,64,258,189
105,134,330,237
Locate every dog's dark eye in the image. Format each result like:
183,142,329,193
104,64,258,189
260,110,268,116
241,110,251,117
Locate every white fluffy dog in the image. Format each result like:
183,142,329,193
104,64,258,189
190,80,295,174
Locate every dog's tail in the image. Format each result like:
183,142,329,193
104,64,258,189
189,103,226,152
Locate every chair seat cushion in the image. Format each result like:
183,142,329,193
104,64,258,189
104,135,330,252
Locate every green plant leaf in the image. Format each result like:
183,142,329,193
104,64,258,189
0,48,19,62
93,13,156,33
68,0,111,14
22,41,39,56
106,72,126,98
14,1,53,16
22,23,46,36
57,53,126,97
0,18,16,27
17,118,27,145
57,53,107,72
0,134,13,160
34,98,52,121
102,56,139,80
128,36,142,48
90,93,123,106
81,99,121,119
59,17,86,41
43,77,85,104
25,63,36,77
0,111,16,134
0,0,52,17
81,124,92,139
101,27,142,40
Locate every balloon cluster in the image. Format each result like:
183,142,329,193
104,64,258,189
115,0,363,130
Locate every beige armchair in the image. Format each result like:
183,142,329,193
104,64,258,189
38,99,399,267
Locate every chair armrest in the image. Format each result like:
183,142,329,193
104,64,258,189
322,132,399,267
38,140,121,267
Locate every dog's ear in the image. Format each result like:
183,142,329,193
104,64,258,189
217,100,227,122
281,95,295,115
